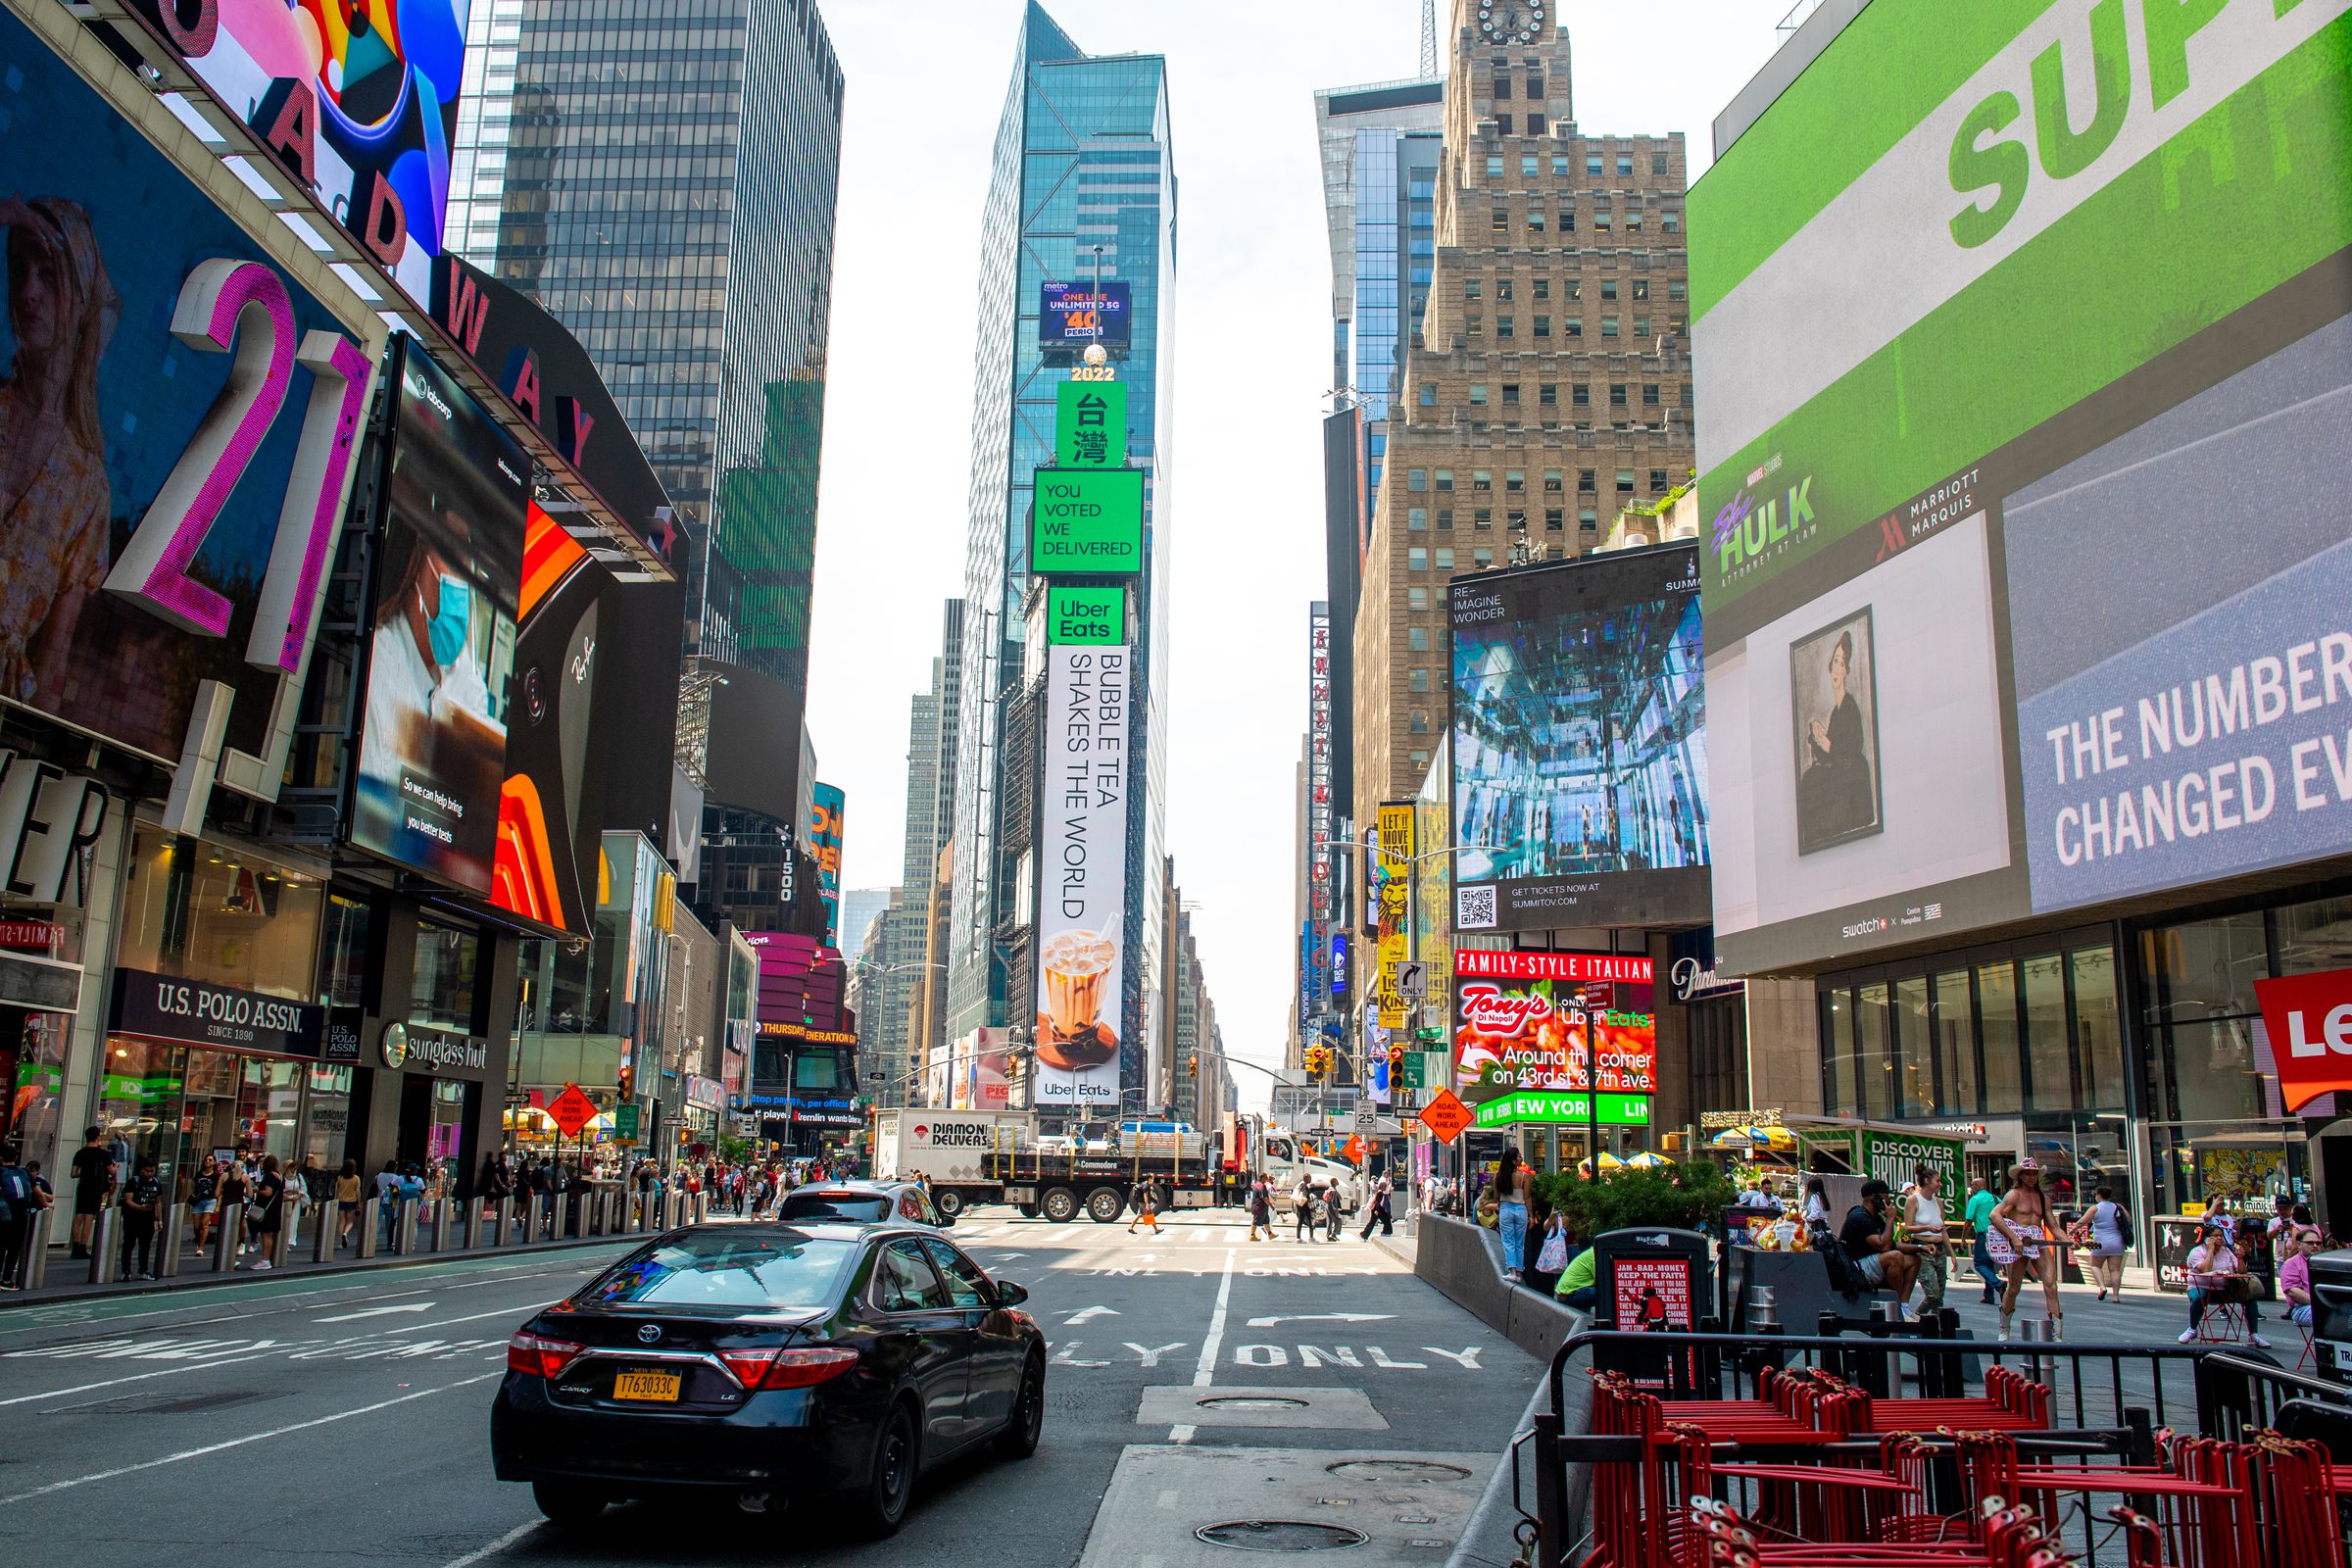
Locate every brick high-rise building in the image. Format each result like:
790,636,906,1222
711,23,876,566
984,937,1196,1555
1352,1,1694,837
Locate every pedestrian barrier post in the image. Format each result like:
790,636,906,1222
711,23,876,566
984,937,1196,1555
400,1197,421,1254
214,1207,239,1271
272,1208,295,1269
356,1196,379,1259
313,1202,335,1263
20,1208,51,1290
491,1195,512,1247
587,1189,606,1236
430,1200,451,1252
89,1207,117,1285
692,1191,707,1223
156,1201,183,1278
516,1194,538,1246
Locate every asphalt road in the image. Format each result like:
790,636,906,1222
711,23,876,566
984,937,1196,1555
0,1209,1541,1568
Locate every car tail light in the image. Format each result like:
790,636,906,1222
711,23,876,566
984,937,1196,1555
507,1331,587,1379
720,1347,860,1391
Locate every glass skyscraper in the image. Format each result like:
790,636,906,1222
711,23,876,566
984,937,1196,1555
447,0,844,694
946,3,1177,1103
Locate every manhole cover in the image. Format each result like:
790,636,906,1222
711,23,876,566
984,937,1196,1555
1326,1459,1472,1483
1197,1521,1370,1552
1200,1396,1310,1411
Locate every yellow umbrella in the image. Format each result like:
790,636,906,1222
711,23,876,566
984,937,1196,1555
1575,1151,1627,1176
1624,1151,1669,1168
504,1105,555,1132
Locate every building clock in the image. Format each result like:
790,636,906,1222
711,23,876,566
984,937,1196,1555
1479,4,1544,45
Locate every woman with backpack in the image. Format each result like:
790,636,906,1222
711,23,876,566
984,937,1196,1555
238,1155,285,1270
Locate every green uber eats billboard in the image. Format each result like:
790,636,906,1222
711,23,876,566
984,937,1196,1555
1048,586,1125,645
1031,468,1144,575
1689,0,2352,977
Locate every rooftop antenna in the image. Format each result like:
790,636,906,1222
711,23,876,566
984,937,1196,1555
1419,0,1438,77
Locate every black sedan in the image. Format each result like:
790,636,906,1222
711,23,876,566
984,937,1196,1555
492,1221,1045,1536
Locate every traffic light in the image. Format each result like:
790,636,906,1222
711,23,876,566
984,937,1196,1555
1388,1043,1405,1068
1188,1054,1198,1076
616,1063,634,1103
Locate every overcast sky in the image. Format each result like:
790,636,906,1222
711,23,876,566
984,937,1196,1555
803,0,1795,1104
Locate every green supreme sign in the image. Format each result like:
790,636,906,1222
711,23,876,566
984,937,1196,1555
1471,1091,1652,1129
1031,467,1143,575
1048,585,1125,645
1055,380,1127,467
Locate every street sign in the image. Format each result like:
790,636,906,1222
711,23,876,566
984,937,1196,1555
1399,1050,1449,1090
1353,1105,1376,1133
545,1082,598,1139
1419,1088,1473,1145
612,1102,642,1144
1397,960,1426,1000
1470,1091,1652,1129
1342,1135,1367,1163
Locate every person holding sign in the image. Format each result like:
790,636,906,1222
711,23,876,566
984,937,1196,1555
1989,1160,2061,1341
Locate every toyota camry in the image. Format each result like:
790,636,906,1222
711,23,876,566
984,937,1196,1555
491,1221,1045,1536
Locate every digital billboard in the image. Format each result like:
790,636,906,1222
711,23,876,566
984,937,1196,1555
489,502,612,937
1449,951,1658,1103
1040,280,1131,349
0,10,378,781
808,782,845,946
1054,380,1128,468
1032,643,1131,1107
352,339,525,894
126,0,471,306
1030,468,1144,575
1047,585,1124,645
1690,0,2352,974
1449,545,1709,934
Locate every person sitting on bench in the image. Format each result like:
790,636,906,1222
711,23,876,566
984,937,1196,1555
1840,1178,1921,1309
2179,1221,2270,1348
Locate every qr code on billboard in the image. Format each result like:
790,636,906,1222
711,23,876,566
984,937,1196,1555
1456,885,1497,929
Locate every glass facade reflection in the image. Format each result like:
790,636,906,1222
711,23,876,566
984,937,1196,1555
449,0,844,692
947,4,1177,1102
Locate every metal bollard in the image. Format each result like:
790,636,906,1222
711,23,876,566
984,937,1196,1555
157,1202,184,1279
399,1198,422,1254
89,1206,118,1285
214,1206,239,1271
1748,1286,1779,1332
587,1190,605,1236
693,1191,708,1224
356,1196,379,1260
430,1200,451,1253
491,1195,513,1247
20,1207,52,1291
313,1200,336,1264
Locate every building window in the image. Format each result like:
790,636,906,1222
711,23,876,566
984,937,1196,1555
1594,207,1612,231
1497,277,1515,300
1411,710,1430,732
1408,507,1428,530
1564,318,1583,338
1649,469,1668,491
1492,209,1510,233
1467,314,1484,335
1616,469,1636,494
1539,382,1557,405
1533,315,1551,338
1669,279,1688,301
1410,749,1431,771
1609,383,1628,407
1497,315,1514,339
1407,547,1428,571
1408,625,1429,652
1527,208,1545,232
1465,278,1483,299
1601,280,1619,301
1636,315,1652,337
1408,585,1429,609
1472,469,1493,490
1507,511,1528,531
1501,384,1520,406
1433,548,1454,570
1579,508,1598,530
1632,278,1650,301
1436,509,1454,531
1545,508,1565,531
1473,548,1494,566
1532,277,1549,300
1505,470,1526,494
1419,382,1438,406
1616,154,1634,175
1586,155,1602,176
1664,210,1682,232
1578,468,1596,493
1572,384,1591,408
1486,154,1503,178
1642,384,1661,407
1601,318,1621,337
1435,468,1454,491
1407,468,1428,492
1544,469,1564,492
1492,72,1511,99
1474,508,1494,528
1551,155,1569,175
1652,153,1670,175
1526,74,1545,99
1517,154,1536,177
1560,208,1576,232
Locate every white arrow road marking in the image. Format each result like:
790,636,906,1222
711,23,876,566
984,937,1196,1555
1424,1346,1484,1370
1124,1342,1187,1368
1244,1312,1396,1328
313,1302,435,1324
1050,1341,1108,1367
1062,1305,1119,1325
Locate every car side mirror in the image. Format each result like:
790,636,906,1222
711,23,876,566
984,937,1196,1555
993,1279,1029,1307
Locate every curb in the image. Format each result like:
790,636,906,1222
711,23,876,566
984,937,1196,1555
0,1232,634,1311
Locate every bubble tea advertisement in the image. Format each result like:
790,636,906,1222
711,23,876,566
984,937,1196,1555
1033,643,1131,1106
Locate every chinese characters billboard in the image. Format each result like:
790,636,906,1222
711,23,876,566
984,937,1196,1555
1450,950,1658,1102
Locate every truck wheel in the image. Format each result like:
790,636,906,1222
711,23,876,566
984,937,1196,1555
933,1189,966,1220
1017,1203,1042,1219
1041,1187,1079,1223
1085,1187,1126,1224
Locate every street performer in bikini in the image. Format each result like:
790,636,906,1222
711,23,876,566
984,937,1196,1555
1989,1159,2061,1341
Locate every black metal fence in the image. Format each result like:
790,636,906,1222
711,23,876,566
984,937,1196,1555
1510,1321,2351,1568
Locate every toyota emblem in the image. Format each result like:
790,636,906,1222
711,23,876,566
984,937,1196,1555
637,1324,662,1345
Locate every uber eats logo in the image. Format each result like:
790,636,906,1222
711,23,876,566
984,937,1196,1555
1948,0,2295,249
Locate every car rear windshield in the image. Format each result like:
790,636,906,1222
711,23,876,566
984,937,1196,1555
579,1233,854,1310
780,1193,892,1223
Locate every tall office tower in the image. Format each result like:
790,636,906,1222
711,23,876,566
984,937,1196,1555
847,896,926,1100
448,0,847,929
944,3,1177,1109
900,602,966,893
1352,0,1693,839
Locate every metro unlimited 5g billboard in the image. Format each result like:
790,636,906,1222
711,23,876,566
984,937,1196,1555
1692,0,2352,974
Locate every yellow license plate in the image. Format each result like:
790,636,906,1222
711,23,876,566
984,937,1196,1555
612,1369,681,1402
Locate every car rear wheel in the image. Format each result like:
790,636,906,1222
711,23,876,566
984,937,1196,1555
933,1189,966,1220
1085,1186,1125,1223
531,1479,608,1530
997,1352,1045,1459
857,1403,920,1538
1040,1187,1078,1223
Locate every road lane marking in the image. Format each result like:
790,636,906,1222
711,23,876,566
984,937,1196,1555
1425,1347,1483,1370
1124,1342,1186,1368
1245,1312,1395,1327
1050,1342,1109,1367
1063,1305,1119,1325
1171,1245,1238,1445
314,1302,436,1323
0,1370,503,1506
434,1518,544,1568
0,1347,289,1407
